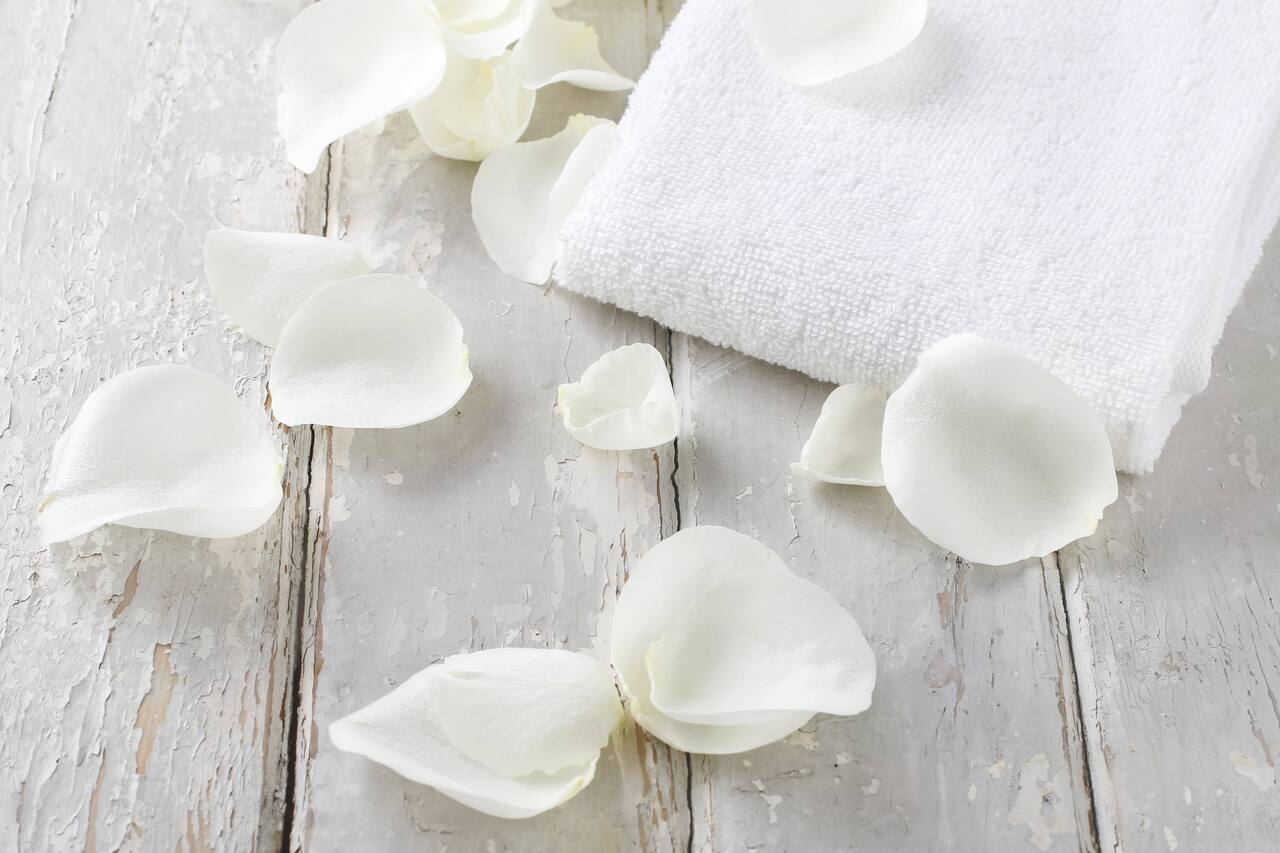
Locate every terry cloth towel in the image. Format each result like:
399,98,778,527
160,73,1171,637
555,0,1280,473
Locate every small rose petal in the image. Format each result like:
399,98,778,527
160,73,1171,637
277,0,448,173
408,50,536,161
430,0,536,59
791,383,886,485
749,0,928,86
611,526,815,754
38,365,284,544
269,274,472,428
471,114,616,283
557,343,678,450
511,0,634,91
646,571,875,725
203,228,370,346
881,333,1118,566
330,648,621,819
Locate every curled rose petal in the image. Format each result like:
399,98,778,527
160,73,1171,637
791,383,886,485
38,365,284,544
407,50,536,162
881,333,1118,566
612,526,873,754
269,274,472,428
471,114,616,283
646,571,875,725
557,343,678,450
511,0,634,91
749,0,928,86
330,648,622,818
203,228,370,346
429,0,536,59
277,0,448,173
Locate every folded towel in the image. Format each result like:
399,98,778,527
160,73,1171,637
556,0,1280,473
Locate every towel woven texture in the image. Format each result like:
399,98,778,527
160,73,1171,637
556,0,1280,472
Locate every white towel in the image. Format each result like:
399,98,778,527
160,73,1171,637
556,0,1280,473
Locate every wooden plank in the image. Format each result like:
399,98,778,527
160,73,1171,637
669,336,1098,852
1059,232,1280,853
0,0,317,850
287,3,691,849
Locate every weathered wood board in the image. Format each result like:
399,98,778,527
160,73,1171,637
1,0,1277,850
1059,240,1280,853
670,337,1095,852
0,0,316,849
287,3,689,851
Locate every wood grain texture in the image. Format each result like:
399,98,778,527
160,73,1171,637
668,337,1095,852
286,3,690,850
1059,237,1280,853
0,0,316,850
3,0,1278,849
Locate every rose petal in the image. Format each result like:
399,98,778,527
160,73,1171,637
203,228,370,346
471,114,616,283
557,343,678,450
407,50,536,162
646,571,875,725
269,274,472,428
330,648,619,819
430,0,536,59
38,365,284,544
749,0,928,86
433,648,623,777
611,526,813,754
791,383,886,485
511,0,634,91
277,0,447,173
881,333,1118,566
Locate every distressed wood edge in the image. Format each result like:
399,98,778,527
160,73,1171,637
260,149,333,853
1041,553,1114,853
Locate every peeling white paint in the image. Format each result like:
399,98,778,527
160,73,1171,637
1230,751,1276,791
786,730,818,751
1006,754,1072,851
329,493,352,523
331,427,355,469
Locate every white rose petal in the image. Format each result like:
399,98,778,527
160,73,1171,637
791,383,887,485
881,333,1118,566
613,526,873,754
749,0,928,86
330,648,622,819
203,228,370,346
38,365,284,544
408,50,536,162
646,571,875,725
433,649,623,777
511,0,634,91
430,0,536,59
557,343,678,450
277,0,448,173
471,114,616,283
269,274,472,428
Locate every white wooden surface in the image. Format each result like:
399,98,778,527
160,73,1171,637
1,1,1276,851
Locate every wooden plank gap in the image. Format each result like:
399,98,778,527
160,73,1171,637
274,146,337,853
1047,551,1120,853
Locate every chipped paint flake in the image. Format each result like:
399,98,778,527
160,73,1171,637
1230,751,1276,791
1006,754,1072,851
